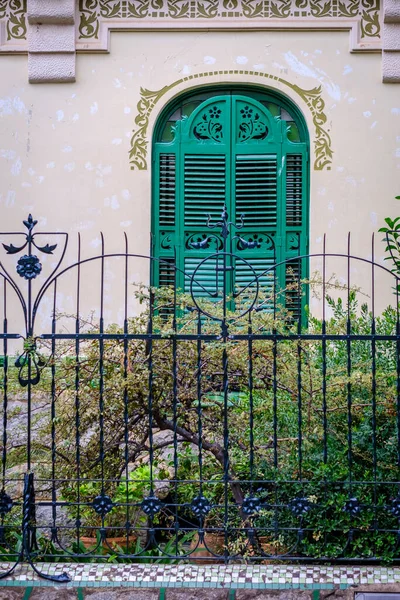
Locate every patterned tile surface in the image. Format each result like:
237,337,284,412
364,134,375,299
0,563,400,589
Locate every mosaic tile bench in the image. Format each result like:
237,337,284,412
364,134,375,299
0,564,400,598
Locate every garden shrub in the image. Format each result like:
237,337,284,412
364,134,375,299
3,286,400,560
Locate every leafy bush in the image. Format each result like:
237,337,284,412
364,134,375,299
3,285,400,561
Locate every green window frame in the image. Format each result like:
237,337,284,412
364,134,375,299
152,86,309,316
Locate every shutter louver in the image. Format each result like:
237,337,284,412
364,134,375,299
285,260,302,322
235,155,277,227
184,256,223,298
235,257,276,312
184,155,226,227
159,258,175,287
286,154,303,227
159,154,176,227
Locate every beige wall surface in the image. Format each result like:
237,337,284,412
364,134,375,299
0,29,400,327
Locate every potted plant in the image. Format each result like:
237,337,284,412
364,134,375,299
64,464,151,552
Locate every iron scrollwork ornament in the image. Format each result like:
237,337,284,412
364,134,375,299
0,491,13,515
188,236,212,251
344,497,361,518
141,494,163,516
242,495,262,516
92,492,114,517
16,255,42,280
0,214,68,386
189,206,261,324
191,494,212,518
390,496,400,517
3,215,57,267
237,236,261,250
289,496,311,517
15,339,46,388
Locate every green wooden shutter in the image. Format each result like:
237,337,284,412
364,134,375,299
233,153,278,308
152,149,178,288
286,154,303,227
180,97,230,298
153,92,308,315
234,155,278,228
283,151,308,318
285,259,302,322
183,154,227,298
231,97,279,308
184,154,227,227
159,154,176,227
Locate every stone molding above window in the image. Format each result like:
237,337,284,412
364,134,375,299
0,0,76,82
0,0,398,83
382,0,400,82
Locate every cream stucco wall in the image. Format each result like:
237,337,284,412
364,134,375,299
1,29,400,328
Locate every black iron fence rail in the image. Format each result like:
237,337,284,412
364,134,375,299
0,212,400,582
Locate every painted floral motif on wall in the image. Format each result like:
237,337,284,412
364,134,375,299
128,70,333,172
78,0,380,40
0,1,381,47
0,0,27,41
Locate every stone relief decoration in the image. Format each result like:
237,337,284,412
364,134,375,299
0,0,27,46
238,105,269,142
128,70,333,172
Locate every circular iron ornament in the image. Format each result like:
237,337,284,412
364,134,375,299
16,254,42,279
191,494,212,518
189,252,260,322
242,496,262,516
0,491,13,515
289,497,311,517
344,497,361,518
92,493,114,517
141,494,163,517
390,497,400,517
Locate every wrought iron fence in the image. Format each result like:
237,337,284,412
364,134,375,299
0,212,400,582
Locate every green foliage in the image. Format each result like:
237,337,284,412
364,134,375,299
62,464,151,534
379,196,400,283
4,285,400,561
0,529,192,564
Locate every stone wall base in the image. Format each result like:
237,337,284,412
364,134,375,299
2,585,400,599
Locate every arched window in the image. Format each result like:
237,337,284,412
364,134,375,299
152,87,309,316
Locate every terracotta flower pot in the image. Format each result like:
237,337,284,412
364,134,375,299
80,534,137,551
249,536,286,563
189,532,226,563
